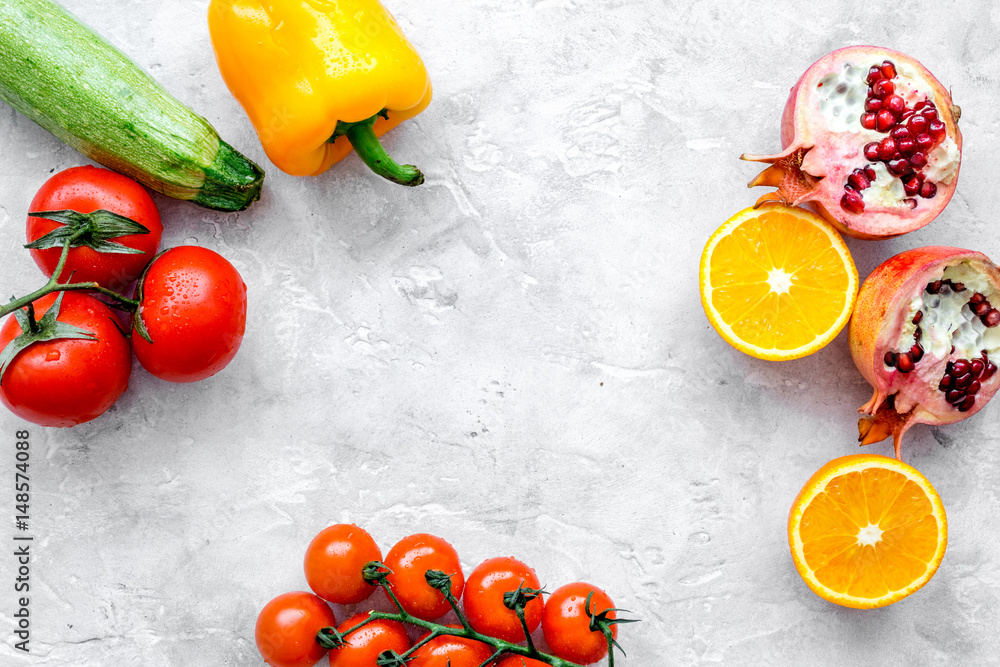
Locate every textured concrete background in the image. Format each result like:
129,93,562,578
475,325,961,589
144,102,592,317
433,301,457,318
1,0,1000,665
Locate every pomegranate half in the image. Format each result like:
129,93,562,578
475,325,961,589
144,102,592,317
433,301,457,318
850,247,1000,459
743,46,962,240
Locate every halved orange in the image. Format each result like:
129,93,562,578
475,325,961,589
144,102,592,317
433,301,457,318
788,454,947,609
700,203,858,360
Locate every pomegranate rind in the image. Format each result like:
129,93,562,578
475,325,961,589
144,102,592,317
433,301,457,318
849,247,1000,456
788,454,947,609
745,45,962,240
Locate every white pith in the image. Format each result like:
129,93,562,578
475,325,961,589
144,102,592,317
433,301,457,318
857,523,883,547
896,263,1000,362
767,268,793,295
865,162,905,208
811,56,960,208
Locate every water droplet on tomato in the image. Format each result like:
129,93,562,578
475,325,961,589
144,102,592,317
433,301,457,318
46,350,60,362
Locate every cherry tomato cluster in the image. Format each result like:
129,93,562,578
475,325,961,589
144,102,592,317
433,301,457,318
0,166,248,427
256,524,631,667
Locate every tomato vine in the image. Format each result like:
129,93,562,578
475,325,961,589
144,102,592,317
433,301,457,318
314,562,637,667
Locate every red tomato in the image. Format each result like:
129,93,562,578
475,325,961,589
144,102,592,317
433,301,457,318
463,557,543,643
327,612,410,667
255,591,336,667
132,246,247,382
495,657,548,667
0,292,131,427
383,534,465,621
407,627,494,667
304,524,381,604
26,166,163,291
541,583,617,665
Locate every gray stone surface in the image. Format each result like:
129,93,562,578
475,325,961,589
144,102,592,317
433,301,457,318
1,0,1000,664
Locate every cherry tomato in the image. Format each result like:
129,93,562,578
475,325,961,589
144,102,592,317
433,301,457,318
304,524,381,604
495,657,548,667
0,292,131,427
383,534,465,621
463,557,543,643
255,591,336,667
27,166,163,291
541,583,617,665
132,246,247,383
327,612,410,667
408,627,494,667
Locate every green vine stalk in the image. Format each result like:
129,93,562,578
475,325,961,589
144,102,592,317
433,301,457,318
315,562,636,667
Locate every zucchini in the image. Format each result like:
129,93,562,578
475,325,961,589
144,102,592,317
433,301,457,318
0,0,263,211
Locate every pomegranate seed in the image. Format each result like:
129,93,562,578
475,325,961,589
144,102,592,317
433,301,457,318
865,97,883,112
929,119,947,142
985,309,1000,327
945,390,965,404
888,158,910,175
914,326,922,340
915,133,934,151
867,66,883,84
873,79,895,98
971,359,986,376
863,142,880,161
909,115,929,135
922,106,939,121
919,181,937,198
953,282,966,292
984,362,998,380
970,292,986,304
909,152,927,168
910,343,924,362
881,61,897,79
953,359,971,375
968,380,982,395
939,375,954,390
876,109,897,131
913,310,923,324
864,166,877,181
878,137,897,160
848,171,871,191
973,301,992,316
861,112,878,130
955,373,973,390
900,109,915,123
958,395,976,412
914,100,930,111
841,190,865,214
903,175,922,196
897,138,916,156
884,95,905,116
896,353,914,373
903,198,917,209
890,126,911,141
927,280,943,294
884,351,897,367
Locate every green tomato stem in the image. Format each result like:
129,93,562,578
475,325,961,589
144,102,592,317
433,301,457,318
317,576,588,667
516,605,538,655
24,303,39,334
0,235,140,319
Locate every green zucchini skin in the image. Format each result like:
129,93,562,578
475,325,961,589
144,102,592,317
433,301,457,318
0,0,264,211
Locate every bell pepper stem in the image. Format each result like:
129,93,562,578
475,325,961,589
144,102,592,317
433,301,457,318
337,113,424,187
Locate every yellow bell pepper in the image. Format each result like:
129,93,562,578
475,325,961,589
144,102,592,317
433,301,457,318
207,0,431,185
